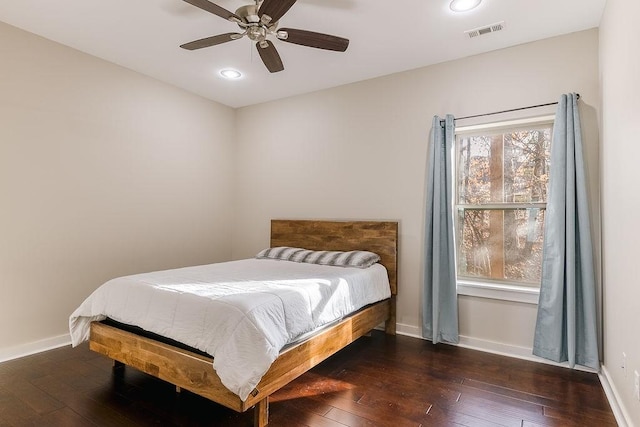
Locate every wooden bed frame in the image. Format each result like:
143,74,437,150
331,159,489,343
89,219,398,426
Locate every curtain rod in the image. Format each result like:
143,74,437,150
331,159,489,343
441,94,580,124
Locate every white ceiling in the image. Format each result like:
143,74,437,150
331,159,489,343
0,0,606,108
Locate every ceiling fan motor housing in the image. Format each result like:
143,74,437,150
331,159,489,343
235,5,260,24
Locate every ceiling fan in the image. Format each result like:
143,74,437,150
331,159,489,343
180,0,349,73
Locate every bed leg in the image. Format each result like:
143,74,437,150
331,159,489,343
111,359,125,378
385,296,397,335
254,397,269,427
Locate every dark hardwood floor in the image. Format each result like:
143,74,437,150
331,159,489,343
0,331,616,426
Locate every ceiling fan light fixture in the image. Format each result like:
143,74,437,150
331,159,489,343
220,69,242,79
449,0,482,12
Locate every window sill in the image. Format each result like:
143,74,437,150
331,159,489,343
457,280,540,304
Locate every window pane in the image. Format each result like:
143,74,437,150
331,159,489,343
457,127,552,204
456,208,546,285
504,129,551,203
457,135,492,204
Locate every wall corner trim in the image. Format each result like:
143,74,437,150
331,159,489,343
600,365,633,427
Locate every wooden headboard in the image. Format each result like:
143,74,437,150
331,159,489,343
270,219,398,296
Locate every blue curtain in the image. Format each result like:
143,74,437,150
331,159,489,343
423,115,459,344
533,93,599,370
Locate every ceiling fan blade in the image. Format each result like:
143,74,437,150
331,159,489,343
180,33,243,50
258,0,298,24
256,41,284,73
182,0,240,22
278,28,349,52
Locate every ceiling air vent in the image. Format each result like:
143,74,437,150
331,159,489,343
465,21,505,38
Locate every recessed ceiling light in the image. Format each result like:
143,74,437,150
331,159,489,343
220,69,242,79
450,0,482,12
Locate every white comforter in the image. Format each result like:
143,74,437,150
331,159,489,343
69,258,390,400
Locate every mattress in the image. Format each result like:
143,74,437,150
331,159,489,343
69,258,391,400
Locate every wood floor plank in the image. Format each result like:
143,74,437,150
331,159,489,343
339,364,462,404
461,377,559,407
349,357,465,389
312,393,421,427
36,407,95,426
274,403,348,427
0,388,40,426
323,406,378,426
29,375,140,427
0,331,616,427
425,403,513,427
272,394,334,418
8,378,65,415
543,405,618,426
443,397,534,426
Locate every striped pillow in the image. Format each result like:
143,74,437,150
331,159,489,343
256,247,380,268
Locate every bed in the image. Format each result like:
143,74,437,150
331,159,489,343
72,219,398,426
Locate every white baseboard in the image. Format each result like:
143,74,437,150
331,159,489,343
396,323,539,362
600,365,633,427
396,322,422,338
0,334,71,364
395,322,598,373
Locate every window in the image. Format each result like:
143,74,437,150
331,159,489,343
454,116,554,303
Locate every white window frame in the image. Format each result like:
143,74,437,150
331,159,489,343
454,115,555,304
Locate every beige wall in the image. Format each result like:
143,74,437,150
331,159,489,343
0,22,236,352
234,29,601,351
600,0,640,423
